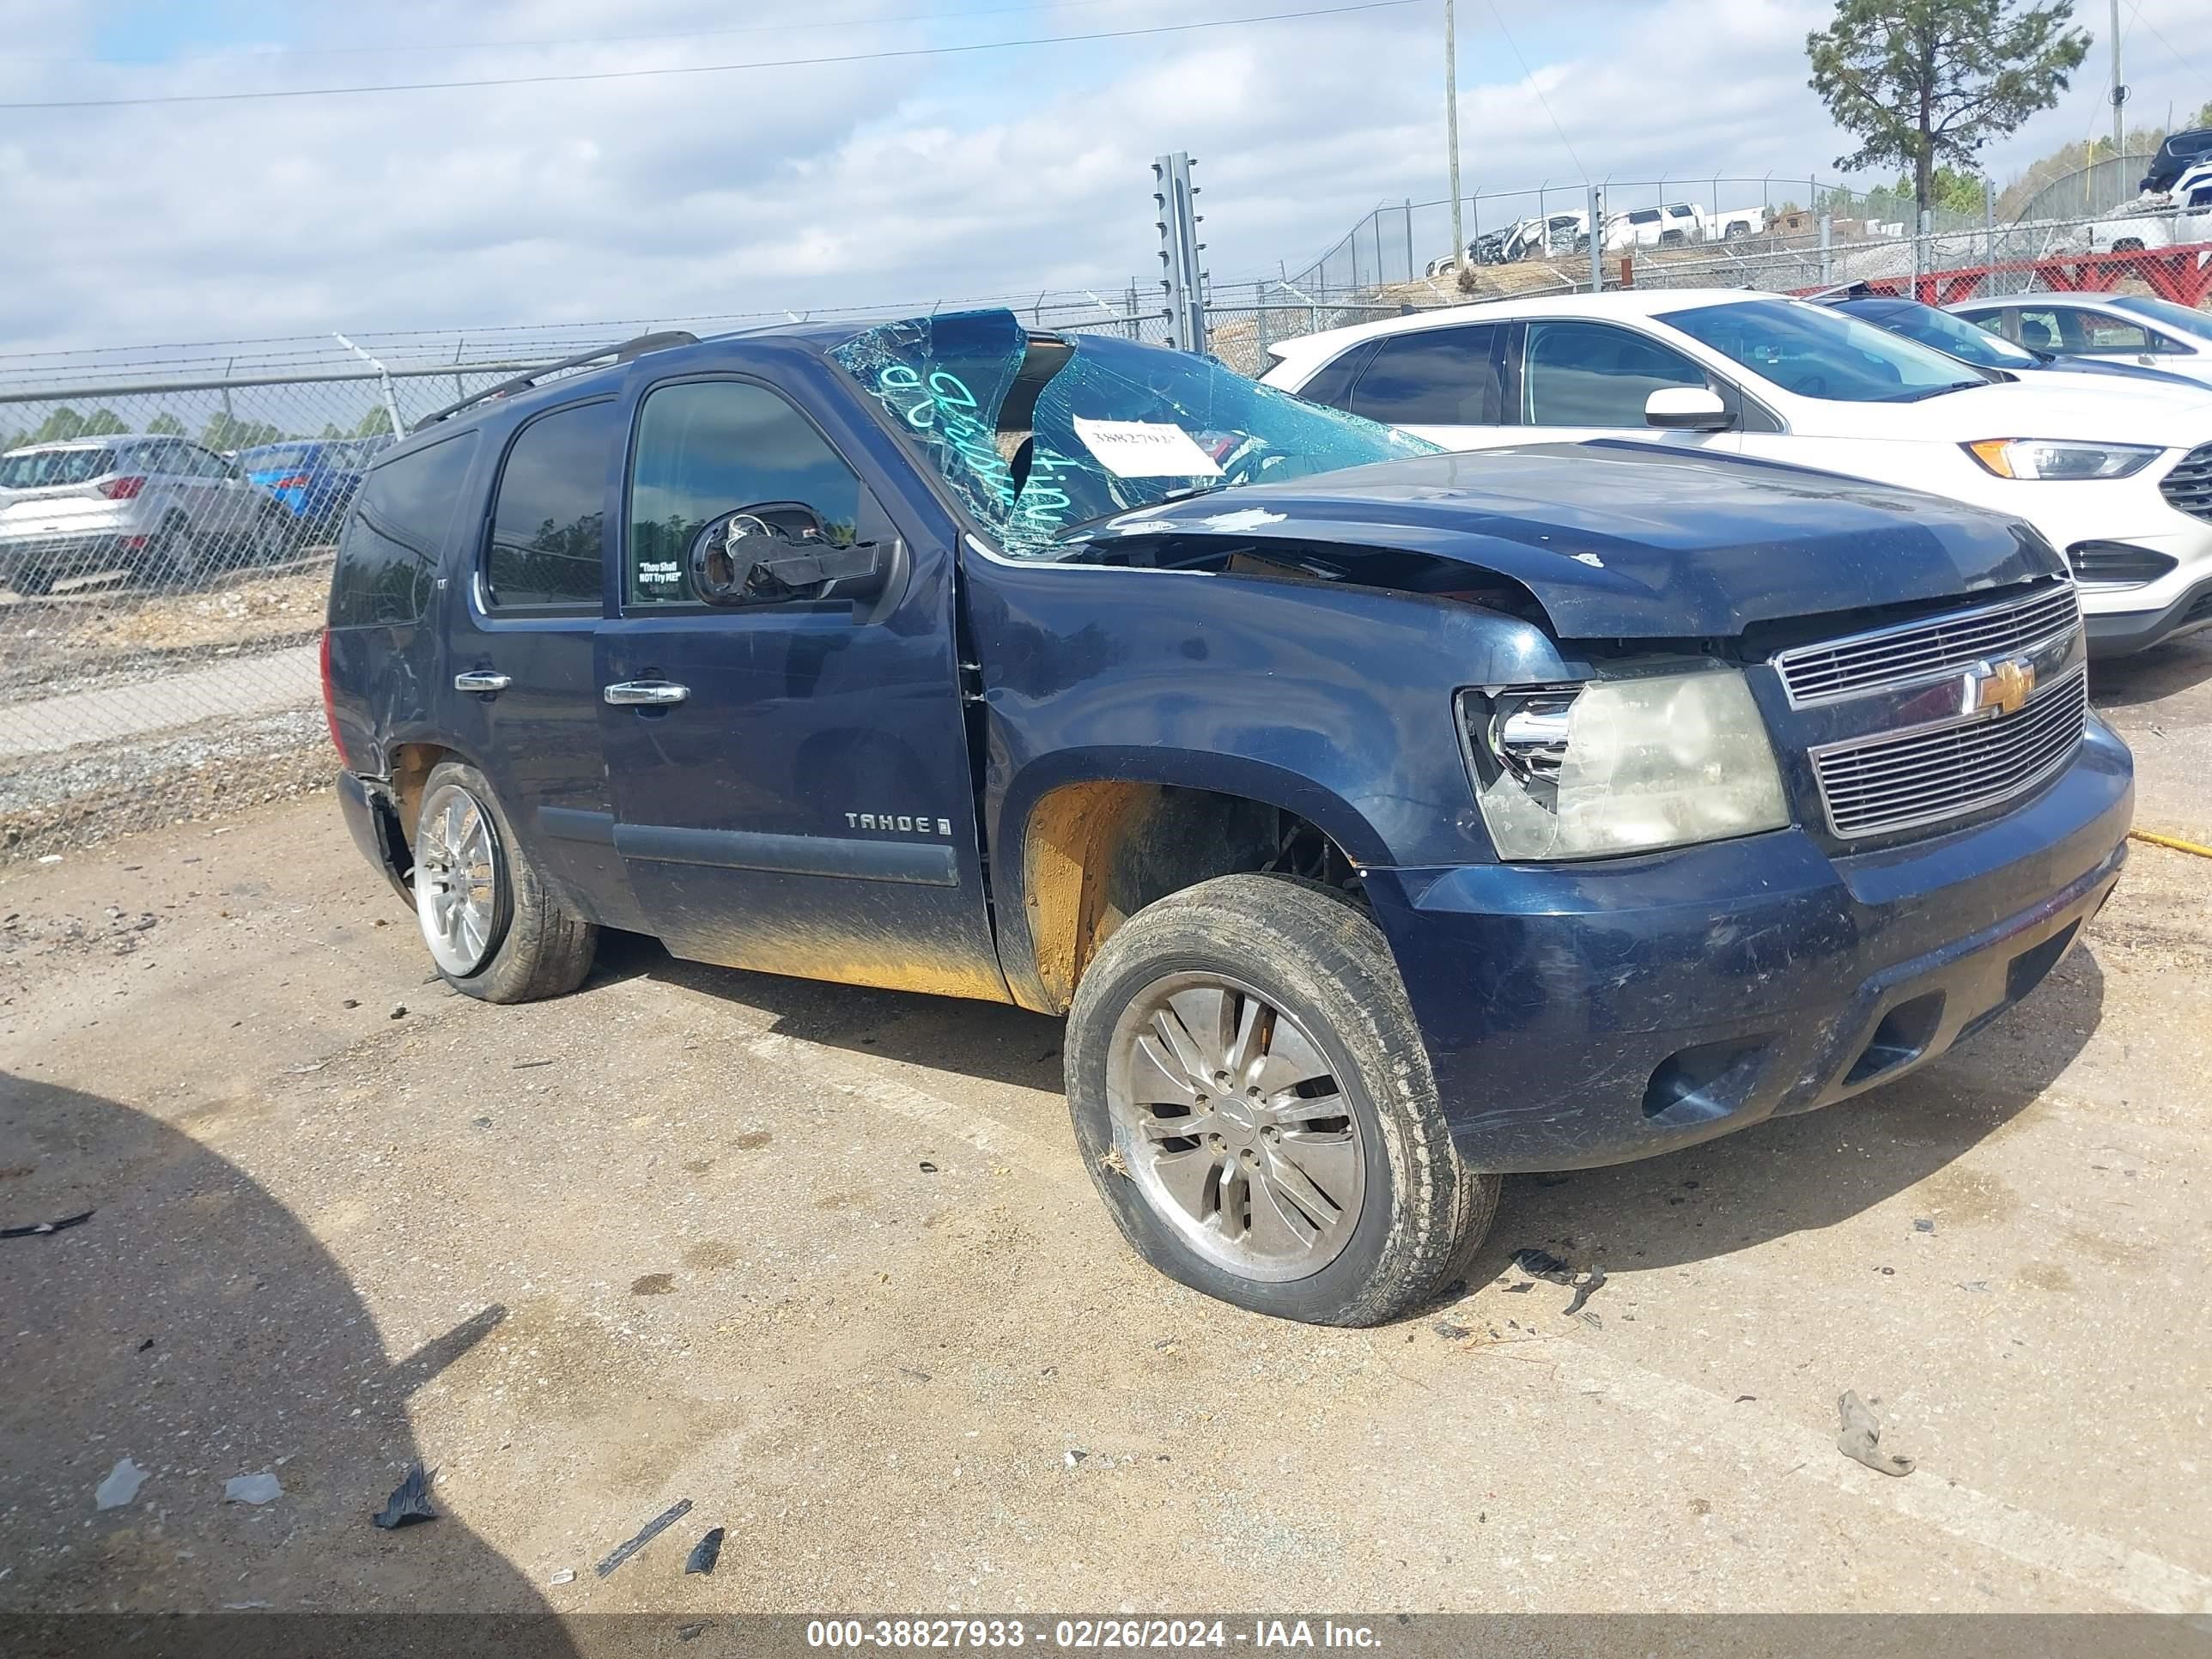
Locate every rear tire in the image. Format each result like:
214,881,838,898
1065,874,1498,1326
411,760,597,1004
146,514,198,589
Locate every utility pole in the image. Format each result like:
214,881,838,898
2109,0,2126,158
1445,0,1464,275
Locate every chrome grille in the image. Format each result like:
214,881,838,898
1773,585,2080,706
2163,442,2212,526
1810,665,2088,839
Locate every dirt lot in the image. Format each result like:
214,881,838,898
3,642,2210,1636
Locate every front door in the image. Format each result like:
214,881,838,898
595,372,1006,1003
1501,319,1744,454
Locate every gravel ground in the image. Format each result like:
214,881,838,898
0,560,328,699
0,712,330,864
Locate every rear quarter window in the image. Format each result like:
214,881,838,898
0,447,116,488
328,430,480,628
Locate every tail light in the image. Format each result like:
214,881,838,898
319,629,350,766
272,473,313,489
101,476,147,500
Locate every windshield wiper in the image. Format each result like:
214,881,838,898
1885,380,1985,402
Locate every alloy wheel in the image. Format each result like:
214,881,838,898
414,781,507,976
1105,972,1367,1281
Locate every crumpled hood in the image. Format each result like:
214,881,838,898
1079,441,2063,640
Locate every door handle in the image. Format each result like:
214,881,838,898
453,670,512,694
603,680,690,707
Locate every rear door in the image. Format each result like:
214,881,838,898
438,397,644,931
1336,322,1512,448
594,368,1006,1002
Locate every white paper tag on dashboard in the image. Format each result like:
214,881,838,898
1070,417,1223,478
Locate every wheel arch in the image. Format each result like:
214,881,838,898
994,750,1387,1016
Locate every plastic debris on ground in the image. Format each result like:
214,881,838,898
94,1457,145,1510
372,1461,438,1528
596,1498,692,1578
547,1568,575,1586
224,1472,283,1505
3,1209,94,1240
684,1526,726,1576
1837,1390,1916,1477
1510,1246,1607,1326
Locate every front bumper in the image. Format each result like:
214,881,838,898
1364,720,2133,1172
2082,574,2212,655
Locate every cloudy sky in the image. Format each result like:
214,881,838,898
0,0,2203,355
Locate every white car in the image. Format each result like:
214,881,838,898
1948,292,2212,390
1261,288,2212,655
1606,202,1704,251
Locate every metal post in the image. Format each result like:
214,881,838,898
333,332,404,441
1588,184,1603,292
1445,0,1465,275
1819,213,1832,284
1914,209,1932,297
1984,175,1997,280
1375,213,1386,289
1152,154,1207,353
1404,199,1414,283
2110,0,2125,158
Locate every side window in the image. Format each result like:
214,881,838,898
1293,339,1382,411
625,380,868,609
327,431,479,628
2076,313,2160,352
1628,209,1661,226
2014,307,2075,351
139,441,185,476
190,445,234,478
1958,308,2008,343
1522,321,1707,427
486,400,620,611
1346,325,1500,426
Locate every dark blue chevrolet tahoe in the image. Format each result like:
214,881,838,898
323,308,2133,1326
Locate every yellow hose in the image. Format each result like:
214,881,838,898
2130,829,2212,860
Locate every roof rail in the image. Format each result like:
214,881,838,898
408,330,700,433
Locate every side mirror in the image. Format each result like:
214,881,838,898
686,511,787,605
1645,386,1732,431
685,507,890,607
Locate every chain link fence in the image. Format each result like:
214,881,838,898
0,356,590,862
1620,205,2212,302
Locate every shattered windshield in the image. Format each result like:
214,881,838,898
831,309,1435,557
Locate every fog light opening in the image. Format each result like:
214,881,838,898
1643,1039,1770,1126
1843,992,1945,1087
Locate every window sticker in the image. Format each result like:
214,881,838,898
1070,417,1223,479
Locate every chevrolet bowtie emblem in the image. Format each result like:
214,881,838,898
1968,656,2036,718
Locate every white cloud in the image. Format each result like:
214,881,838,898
0,0,2200,355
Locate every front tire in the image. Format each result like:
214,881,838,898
411,760,597,1003
1065,875,1498,1326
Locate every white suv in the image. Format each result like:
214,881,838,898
1261,288,2212,655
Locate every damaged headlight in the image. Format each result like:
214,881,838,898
1464,667,1790,860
